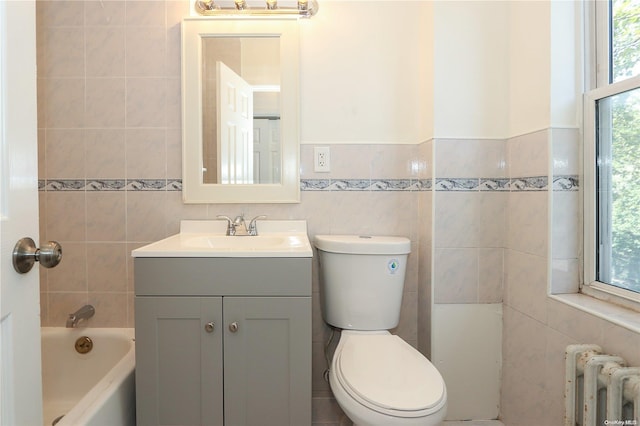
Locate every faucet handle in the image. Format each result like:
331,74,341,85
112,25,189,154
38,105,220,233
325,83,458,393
216,215,235,235
248,215,267,236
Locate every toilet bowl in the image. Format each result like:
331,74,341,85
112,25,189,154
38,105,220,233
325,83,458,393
329,331,447,426
314,235,448,426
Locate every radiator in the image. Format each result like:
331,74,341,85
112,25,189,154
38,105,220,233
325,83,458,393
565,344,640,426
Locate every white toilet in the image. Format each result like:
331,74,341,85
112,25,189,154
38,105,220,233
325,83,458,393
315,235,447,426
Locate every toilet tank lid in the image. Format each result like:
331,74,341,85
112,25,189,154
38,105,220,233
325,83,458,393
314,235,411,255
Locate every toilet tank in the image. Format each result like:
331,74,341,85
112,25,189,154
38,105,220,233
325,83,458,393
314,235,411,331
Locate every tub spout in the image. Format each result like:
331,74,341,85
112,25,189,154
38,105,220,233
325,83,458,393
66,305,95,328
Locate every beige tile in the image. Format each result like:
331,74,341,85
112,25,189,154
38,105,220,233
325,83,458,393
507,191,548,257
87,242,127,292
507,129,549,178
545,298,605,345
125,26,166,77
84,1,125,26
165,18,182,77
434,192,479,248
165,77,181,128
552,191,579,259
478,192,507,248
41,27,85,77
37,77,47,129
433,248,478,303
436,138,506,179
125,129,166,179
45,129,85,178
37,0,85,27
44,78,85,128
47,242,87,292
551,127,579,175
125,0,165,27
126,77,166,128
165,128,182,179
85,129,126,179
370,144,418,178
87,292,128,327
86,27,126,77
504,250,547,322
86,191,126,241
126,191,167,242
478,248,504,303
330,145,371,179
85,78,126,128
46,191,87,241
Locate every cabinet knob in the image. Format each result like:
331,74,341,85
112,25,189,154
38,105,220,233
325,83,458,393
229,322,239,333
204,322,215,333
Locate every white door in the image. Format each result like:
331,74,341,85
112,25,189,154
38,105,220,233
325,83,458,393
0,1,43,425
253,118,281,184
217,61,254,184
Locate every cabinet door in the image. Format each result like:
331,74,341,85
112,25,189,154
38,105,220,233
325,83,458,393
224,297,311,426
135,297,223,426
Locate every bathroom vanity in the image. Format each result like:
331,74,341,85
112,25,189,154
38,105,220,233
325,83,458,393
132,220,312,426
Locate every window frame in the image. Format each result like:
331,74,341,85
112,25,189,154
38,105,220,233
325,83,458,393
583,0,640,310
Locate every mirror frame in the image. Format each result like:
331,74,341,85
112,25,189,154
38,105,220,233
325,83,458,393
182,18,300,203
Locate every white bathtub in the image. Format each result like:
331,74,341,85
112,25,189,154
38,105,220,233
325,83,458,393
41,328,136,426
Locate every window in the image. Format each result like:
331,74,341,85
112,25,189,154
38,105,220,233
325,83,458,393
584,0,640,305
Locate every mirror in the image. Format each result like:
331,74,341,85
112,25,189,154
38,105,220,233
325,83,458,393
182,18,300,203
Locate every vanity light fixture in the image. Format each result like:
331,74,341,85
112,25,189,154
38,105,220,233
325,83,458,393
195,0,318,18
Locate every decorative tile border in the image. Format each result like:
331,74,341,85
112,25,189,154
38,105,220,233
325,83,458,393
39,179,182,191
509,176,548,191
434,176,549,192
300,178,431,192
553,175,579,191
39,175,578,193
435,178,479,191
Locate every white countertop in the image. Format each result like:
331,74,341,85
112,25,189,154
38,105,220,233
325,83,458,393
131,220,313,258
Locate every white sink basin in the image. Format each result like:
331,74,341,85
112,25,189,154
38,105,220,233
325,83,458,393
132,220,312,258
184,235,302,249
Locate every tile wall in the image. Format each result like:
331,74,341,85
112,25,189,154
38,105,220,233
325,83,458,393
35,4,427,424
500,128,640,426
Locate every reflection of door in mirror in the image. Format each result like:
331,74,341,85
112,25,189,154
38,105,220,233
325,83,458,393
253,118,281,184
201,36,280,184
217,61,254,184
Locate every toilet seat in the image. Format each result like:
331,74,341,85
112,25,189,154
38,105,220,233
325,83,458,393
334,333,446,419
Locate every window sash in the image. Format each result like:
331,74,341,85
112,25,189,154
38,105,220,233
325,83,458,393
583,75,640,306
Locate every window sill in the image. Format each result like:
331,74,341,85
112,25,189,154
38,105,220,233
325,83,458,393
549,293,640,334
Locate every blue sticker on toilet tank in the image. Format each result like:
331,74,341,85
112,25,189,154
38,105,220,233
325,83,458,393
388,259,400,274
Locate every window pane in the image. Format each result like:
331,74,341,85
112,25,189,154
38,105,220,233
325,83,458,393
597,86,640,293
612,0,640,83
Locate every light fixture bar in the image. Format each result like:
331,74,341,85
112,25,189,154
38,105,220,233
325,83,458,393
195,0,318,18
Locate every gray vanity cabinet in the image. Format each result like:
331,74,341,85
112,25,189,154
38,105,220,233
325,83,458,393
134,257,312,426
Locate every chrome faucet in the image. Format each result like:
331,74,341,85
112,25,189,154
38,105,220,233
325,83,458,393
217,214,266,236
66,304,95,328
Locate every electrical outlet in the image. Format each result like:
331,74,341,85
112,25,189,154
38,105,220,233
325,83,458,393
314,146,331,172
